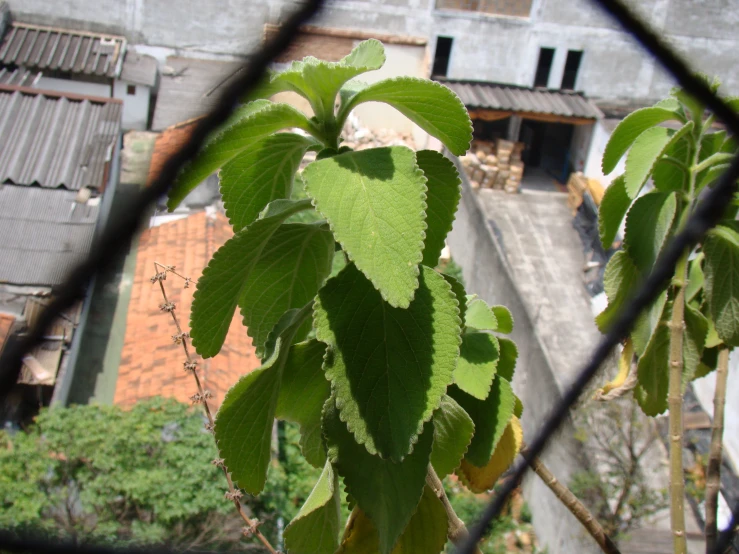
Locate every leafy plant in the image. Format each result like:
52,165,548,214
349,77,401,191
595,83,738,553
167,39,527,554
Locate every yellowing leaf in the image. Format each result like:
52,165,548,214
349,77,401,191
595,338,633,398
457,416,523,494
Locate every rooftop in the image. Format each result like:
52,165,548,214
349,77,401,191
152,56,243,131
120,50,157,87
436,78,603,122
0,185,100,286
114,210,260,409
0,85,121,190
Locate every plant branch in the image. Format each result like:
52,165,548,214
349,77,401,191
152,262,279,554
705,345,730,553
668,250,689,554
425,467,483,554
523,447,621,554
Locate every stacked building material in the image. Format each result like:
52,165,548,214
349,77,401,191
460,139,526,193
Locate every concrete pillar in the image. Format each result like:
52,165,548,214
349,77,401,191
507,115,522,142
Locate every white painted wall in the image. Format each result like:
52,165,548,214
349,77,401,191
570,123,594,173
113,80,150,130
35,76,110,98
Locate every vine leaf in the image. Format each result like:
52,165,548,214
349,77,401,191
442,273,467,324
635,318,670,416
491,305,514,334
448,375,515,467
496,337,518,381
465,297,498,331
596,250,640,333
631,289,668,356
190,199,312,358
624,122,693,198
238,222,334,357
704,225,739,347
314,264,461,461
454,332,500,400
685,253,705,303
324,400,433,554
417,150,462,267
457,416,523,494
602,106,683,175
303,146,428,308
220,133,316,232
167,102,314,210
276,340,331,467
214,305,310,494
283,461,342,554
431,395,475,479
598,175,630,250
624,191,677,274
336,486,448,554
652,137,690,193
342,77,473,156
683,302,708,385
256,39,386,118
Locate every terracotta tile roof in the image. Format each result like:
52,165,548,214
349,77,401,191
115,211,260,409
145,119,198,188
0,312,15,355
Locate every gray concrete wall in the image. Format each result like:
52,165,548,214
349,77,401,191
447,166,601,554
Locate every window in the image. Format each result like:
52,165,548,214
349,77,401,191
561,50,583,90
533,47,554,88
432,37,453,77
126,84,136,96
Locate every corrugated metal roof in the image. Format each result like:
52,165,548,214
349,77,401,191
120,51,157,87
0,66,39,86
0,87,121,190
436,79,602,120
0,185,100,286
0,22,125,78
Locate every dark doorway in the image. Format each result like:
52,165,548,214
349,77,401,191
473,117,510,142
432,37,453,77
519,120,574,182
533,47,555,88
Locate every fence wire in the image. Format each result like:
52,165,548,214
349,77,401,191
0,0,737,552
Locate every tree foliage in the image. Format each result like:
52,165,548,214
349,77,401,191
169,40,523,554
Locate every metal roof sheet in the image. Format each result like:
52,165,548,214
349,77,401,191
436,78,602,120
120,51,157,87
0,66,39,86
0,86,121,190
0,22,126,78
0,185,100,286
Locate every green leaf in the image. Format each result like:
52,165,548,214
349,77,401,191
303,146,427,308
284,461,341,554
276,340,331,467
341,77,472,155
167,102,314,210
448,376,515,467
652,136,690,193
698,163,731,191
491,306,514,334
431,395,475,478
705,317,723,349
695,346,719,380
624,191,677,274
238,222,334,357
635,320,670,416
653,97,681,111
220,133,316,232
324,400,433,554
417,150,462,267
464,297,498,331
704,225,739,347
631,289,668,356
336,487,448,554
314,264,461,460
596,251,640,333
442,273,467,324
683,302,708,385
454,332,500,400
602,107,682,175
214,304,311,494
624,123,693,198
496,337,518,381
259,40,386,119
598,175,631,249
190,199,312,357
513,394,524,418
685,253,705,303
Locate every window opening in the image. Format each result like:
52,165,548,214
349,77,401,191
533,47,554,88
561,50,583,90
432,36,453,77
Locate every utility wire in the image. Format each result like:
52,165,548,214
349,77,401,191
0,0,326,400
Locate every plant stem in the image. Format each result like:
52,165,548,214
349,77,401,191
705,345,730,553
426,468,483,554
668,251,689,554
153,262,279,554
524,448,621,554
